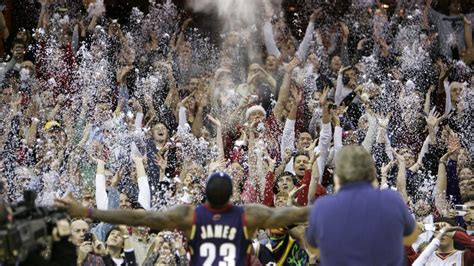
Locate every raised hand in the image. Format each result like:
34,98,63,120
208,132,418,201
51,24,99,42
262,149,276,172
182,17,192,30
91,156,105,165
78,241,94,264
207,114,222,128
177,91,195,108
381,160,396,176
288,184,306,206
331,109,341,127
377,113,391,129
309,8,323,23
263,0,274,18
208,158,226,173
392,149,405,164
304,139,319,153
425,108,443,129
437,61,449,80
52,219,71,242
427,85,435,95
338,65,352,74
39,0,51,7
284,57,301,73
308,151,320,168
440,144,460,164
111,167,123,187
339,21,349,43
319,86,330,106
357,38,368,50
436,225,466,239
195,90,209,108
282,149,293,164
154,153,168,172
131,98,143,114
116,65,133,84
446,129,461,150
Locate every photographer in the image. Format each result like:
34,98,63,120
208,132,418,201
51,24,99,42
19,219,77,266
70,219,105,266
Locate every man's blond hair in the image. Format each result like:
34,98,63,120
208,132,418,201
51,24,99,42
335,145,376,185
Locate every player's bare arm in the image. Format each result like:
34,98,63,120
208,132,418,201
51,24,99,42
244,204,311,234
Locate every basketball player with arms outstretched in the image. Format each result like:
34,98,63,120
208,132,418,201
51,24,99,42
55,172,310,265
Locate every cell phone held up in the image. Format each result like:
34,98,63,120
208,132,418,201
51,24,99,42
455,204,473,217
84,232,93,242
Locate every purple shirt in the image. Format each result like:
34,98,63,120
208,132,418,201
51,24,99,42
306,181,415,266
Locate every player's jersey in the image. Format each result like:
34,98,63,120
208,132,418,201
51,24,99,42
188,204,251,266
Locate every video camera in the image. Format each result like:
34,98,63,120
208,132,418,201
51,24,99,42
0,190,68,265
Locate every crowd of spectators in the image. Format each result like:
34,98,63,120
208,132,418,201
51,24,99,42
0,0,473,265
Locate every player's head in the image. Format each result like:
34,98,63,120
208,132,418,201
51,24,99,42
205,172,233,208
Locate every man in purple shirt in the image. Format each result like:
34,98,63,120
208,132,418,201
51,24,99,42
305,145,420,265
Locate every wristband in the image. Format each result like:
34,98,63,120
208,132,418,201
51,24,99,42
86,208,93,219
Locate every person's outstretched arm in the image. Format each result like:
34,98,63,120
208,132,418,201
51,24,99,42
55,194,193,233
0,9,9,41
263,20,281,59
94,159,108,210
245,204,310,233
393,149,409,203
434,149,458,216
133,155,151,210
295,9,318,61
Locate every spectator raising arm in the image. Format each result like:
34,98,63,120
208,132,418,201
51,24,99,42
312,87,332,181
94,158,108,210
393,149,409,204
132,155,151,210
461,16,474,65
434,147,459,217
308,152,321,204
207,115,225,160
0,7,9,41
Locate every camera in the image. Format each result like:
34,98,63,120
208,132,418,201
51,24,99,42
454,204,474,211
0,190,68,265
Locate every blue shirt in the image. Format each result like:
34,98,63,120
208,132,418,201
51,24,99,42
306,182,415,266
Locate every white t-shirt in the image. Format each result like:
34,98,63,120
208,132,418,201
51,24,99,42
111,257,124,266
425,250,463,266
